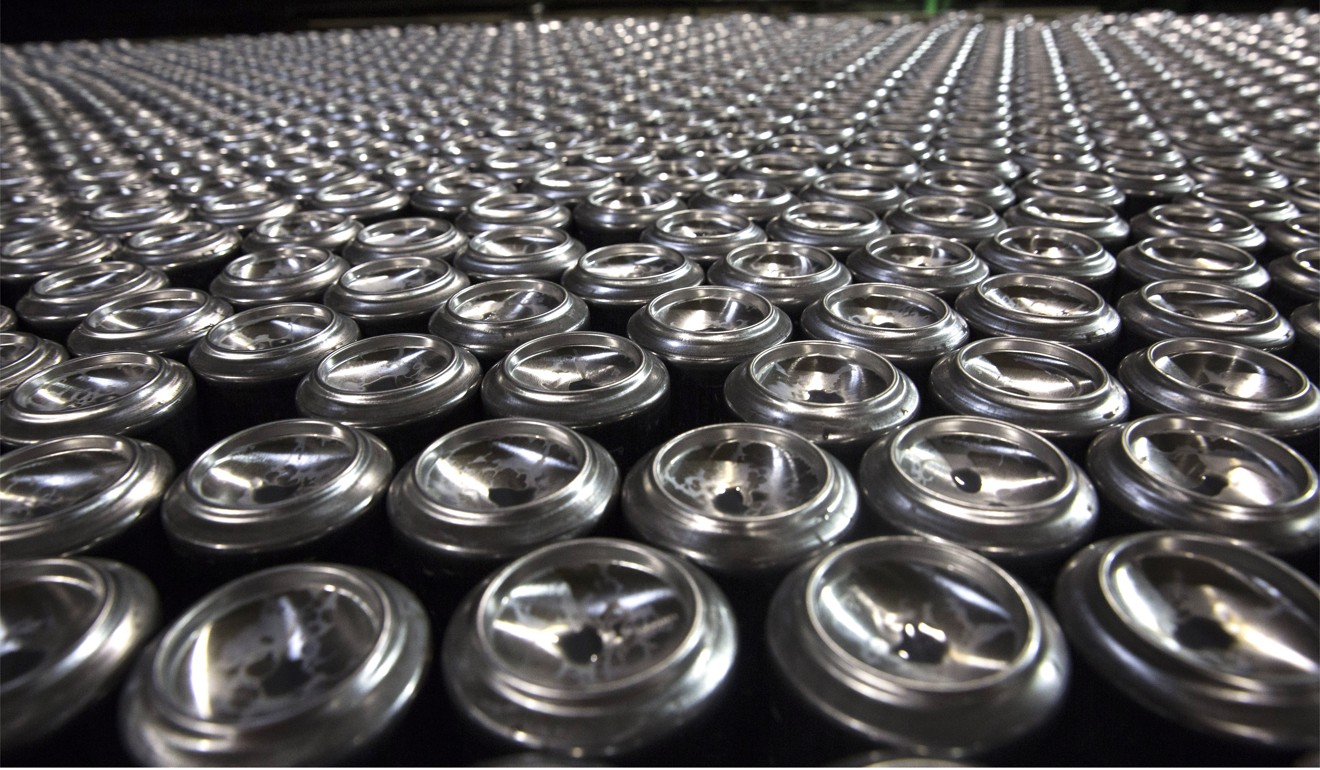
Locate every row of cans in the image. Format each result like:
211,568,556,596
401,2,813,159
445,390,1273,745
2,6,1318,768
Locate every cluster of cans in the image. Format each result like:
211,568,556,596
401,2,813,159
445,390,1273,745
2,8,1318,767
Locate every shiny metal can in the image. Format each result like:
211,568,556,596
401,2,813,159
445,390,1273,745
1101,158,1196,217
0,351,199,465
0,434,173,560
456,192,572,236
16,260,170,343
389,418,618,569
560,244,704,337
119,562,429,765
119,221,242,290
630,158,723,198
410,171,516,220
66,287,233,360
0,332,68,402
623,422,857,573
307,178,410,224
884,195,1006,246
1116,279,1294,355
955,273,1121,360
1265,214,1320,260
1054,533,1318,750
188,302,361,435
427,278,588,366
323,255,470,335
160,418,394,565
209,246,349,309
688,178,799,227
707,242,851,321
975,226,1118,296
845,233,988,301
454,226,585,283
906,169,1016,212
84,198,192,238
732,151,824,190
1,557,159,759
1268,248,1320,312
522,164,619,209
240,210,362,254
442,537,736,757
929,336,1130,456
1183,182,1300,227
1086,414,1318,556
342,217,469,266
832,148,922,185
800,172,907,216
800,282,970,378
0,305,15,332
1129,203,1267,256
1289,300,1319,383
1013,168,1127,213
1002,195,1130,251
766,536,1069,755
766,202,889,260
482,331,670,466
296,332,482,462
573,186,687,249
857,416,1098,573
723,341,918,462
1117,337,1320,453
639,209,767,268
196,188,300,234
1115,236,1271,297
0,228,119,307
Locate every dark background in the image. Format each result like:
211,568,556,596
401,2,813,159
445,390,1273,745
0,0,1302,44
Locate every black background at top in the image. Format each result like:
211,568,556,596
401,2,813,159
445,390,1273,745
0,0,1301,44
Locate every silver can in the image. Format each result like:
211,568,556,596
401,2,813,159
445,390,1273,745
1116,236,1271,296
0,434,173,560
196,188,300,234
906,169,1016,212
1086,414,1318,556
296,332,482,461
1265,214,1320,260
1,557,159,752
1290,301,1319,382
845,234,989,301
929,336,1129,454
1268,248,1320,311
119,221,242,290
522,164,619,208
628,286,792,386
161,418,394,561
800,172,907,216
975,226,1117,295
573,186,687,248
688,178,799,227
1129,203,1267,255
1101,158,1196,216
858,417,1098,571
733,151,825,190
955,273,1121,358
209,246,349,309
883,195,1006,246
560,244,704,337
442,537,737,756
0,351,198,464
630,158,723,198
84,198,191,238
622,422,856,573
1117,337,1320,448
389,418,618,568
1013,168,1127,213
1054,532,1319,749
66,287,233,359
16,260,170,342
342,217,469,265
1117,279,1294,354
454,226,585,283
1002,195,1131,251
1183,182,1300,227
427,278,588,366
724,341,918,460
0,332,68,402
0,305,15,332
800,282,970,377
456,192,572,235
766,202,889,260
766,536,1069,755
0,228,118,306
481,331,670,465
308,178,410,224
323,255,470,335
410,171,515,220
240,210,362,254
119,562,430,765
639,209,767,268
707,242,851,321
